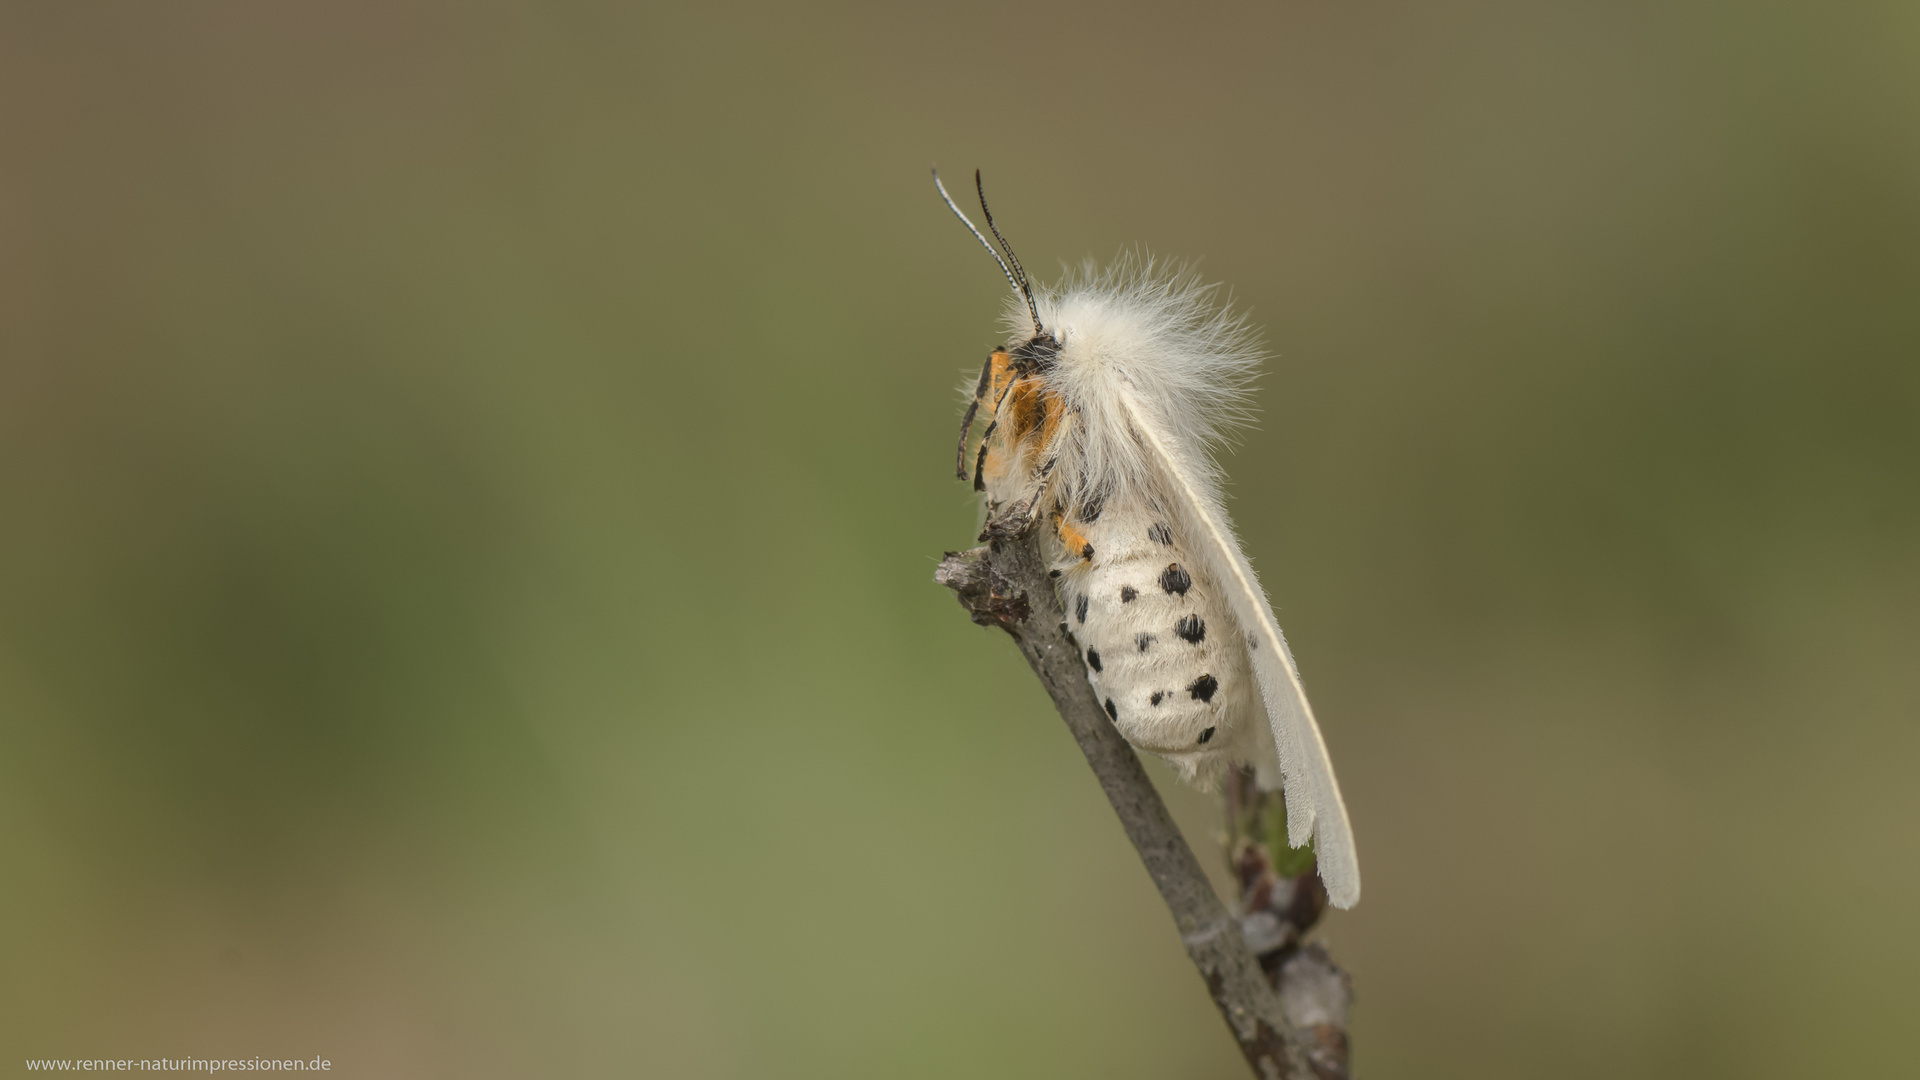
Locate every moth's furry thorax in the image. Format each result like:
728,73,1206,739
1005,258,1264,518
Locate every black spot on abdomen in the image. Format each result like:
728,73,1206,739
1188,674,1218,702
1197,726,1215,745
1148,522,1173,545
1135,632,1155,653
1174,615,1205,644
1150,691,1165,706
1086,648,1103,673
1104,698,1118,722
1075,594,1088,623
1159,563,1191,596
1119,586,1137,603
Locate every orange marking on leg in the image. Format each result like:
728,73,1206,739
1035,386,1063,449
1054,512,1094,562
1009,378,1048,441
987,350,1014,401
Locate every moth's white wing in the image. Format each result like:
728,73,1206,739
1117,389,1361,909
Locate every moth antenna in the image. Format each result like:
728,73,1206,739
932,168,1023,305
974,170,1043,335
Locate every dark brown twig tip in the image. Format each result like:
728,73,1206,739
936,548,1030,631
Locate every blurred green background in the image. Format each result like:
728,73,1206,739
3,2,1916,1077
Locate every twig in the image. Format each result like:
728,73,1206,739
936,536,1352,1079
1226,768,1353,1078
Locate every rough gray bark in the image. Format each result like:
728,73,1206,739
936,536,1352,1080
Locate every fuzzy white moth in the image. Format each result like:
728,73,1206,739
937,170,1360,908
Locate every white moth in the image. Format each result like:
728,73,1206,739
937,170,1360,908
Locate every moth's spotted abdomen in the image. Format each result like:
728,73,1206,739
1054,497,1257,786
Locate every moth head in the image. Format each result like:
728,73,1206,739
1007,331,1061,376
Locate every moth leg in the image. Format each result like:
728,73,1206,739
1052,509,1095,563
1046,411,1096,561
971,366,1025,493
980,408,1074,544
980,458,1057,542
956,349,1012,482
